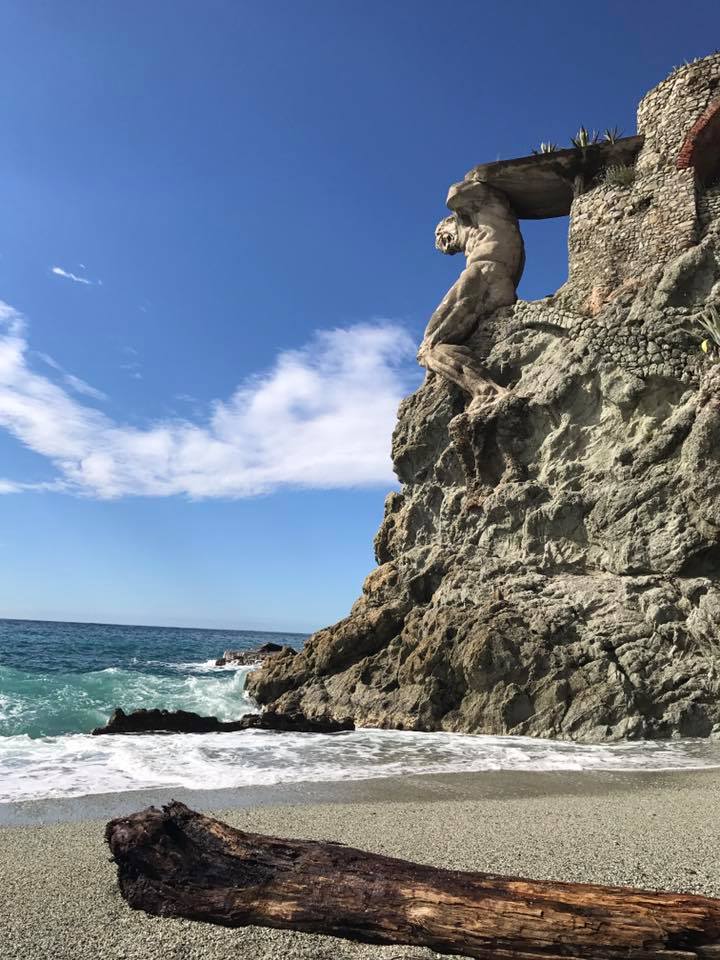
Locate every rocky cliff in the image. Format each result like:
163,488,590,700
248,54,720,742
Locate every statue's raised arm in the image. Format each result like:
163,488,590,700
418,179,524,413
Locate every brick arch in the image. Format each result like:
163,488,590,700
676,98,720,184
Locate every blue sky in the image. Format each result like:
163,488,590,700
0,1,717,631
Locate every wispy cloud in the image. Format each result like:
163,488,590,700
121,363,142,381
0,477,62,495
50,266,100,286
0,300,418,499
120,345,142,381
62,373,107,401
0,479,22,494
36,352,107,402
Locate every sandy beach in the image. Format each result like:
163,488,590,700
2,768,720,959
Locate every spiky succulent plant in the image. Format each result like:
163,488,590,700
603,126,623,144
533,140,560,155
695,305,720,358
571,126,600,149
683,305,720,360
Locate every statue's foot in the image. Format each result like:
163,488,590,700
466,388,506,419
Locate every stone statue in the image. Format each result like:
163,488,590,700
417,179,525,413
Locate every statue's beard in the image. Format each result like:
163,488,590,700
436,235,462,255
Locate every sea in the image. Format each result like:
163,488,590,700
2,617,720,804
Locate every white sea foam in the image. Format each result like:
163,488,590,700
2,728,720,804
172,659,259,674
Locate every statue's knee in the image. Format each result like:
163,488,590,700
417,342,431,365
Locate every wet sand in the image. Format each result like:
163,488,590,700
2,768,720,959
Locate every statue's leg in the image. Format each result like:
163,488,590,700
421,343,507,410
420,261,499,353
418,261,518,410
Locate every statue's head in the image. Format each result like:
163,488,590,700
435,215,463,255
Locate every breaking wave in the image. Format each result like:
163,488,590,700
2,727,720,804
0,662,256,739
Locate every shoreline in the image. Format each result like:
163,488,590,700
5,729,720,826
3,764,720,826
2,767,720,959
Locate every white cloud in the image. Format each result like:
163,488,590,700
0,479,62,494
62,373,107,401
0,301,418,499
50,266,98,286
119,346,143,380
37,352,107,402
0,479,22,494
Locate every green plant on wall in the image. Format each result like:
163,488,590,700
686,304,720,360
571,126,599,149
532,142,560,155
670,55,705,74
603,163,636,187
603,126,624,144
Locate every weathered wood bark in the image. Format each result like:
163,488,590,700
106,802,720,960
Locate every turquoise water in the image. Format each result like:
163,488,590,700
3,618,720,804
0,618,305,738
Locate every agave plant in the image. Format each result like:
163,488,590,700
571,126,600,149
603,126,624,144
532,141,560,155
670,55,706,74
697,305,720,356
685,304,720,359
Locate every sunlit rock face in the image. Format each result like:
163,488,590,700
248,53,720,742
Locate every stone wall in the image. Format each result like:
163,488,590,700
699,181,720,235
566,53,720,314
566,176,691,313
638,55,720,170
511,297,703,384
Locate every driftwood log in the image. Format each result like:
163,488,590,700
106,802,720,959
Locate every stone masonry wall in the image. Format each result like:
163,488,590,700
637,54,720,168
567,176,692,313
567,53,720,314
511,298,703,385
699,181,720,235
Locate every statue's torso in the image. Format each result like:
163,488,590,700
465,206,524,279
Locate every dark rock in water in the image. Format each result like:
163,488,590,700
239,709,354,734
256,642,285,654
91,706,352,736
247,53,720,743
92,708,247,735
215,643,296,667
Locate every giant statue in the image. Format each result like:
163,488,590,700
417,179,525,413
